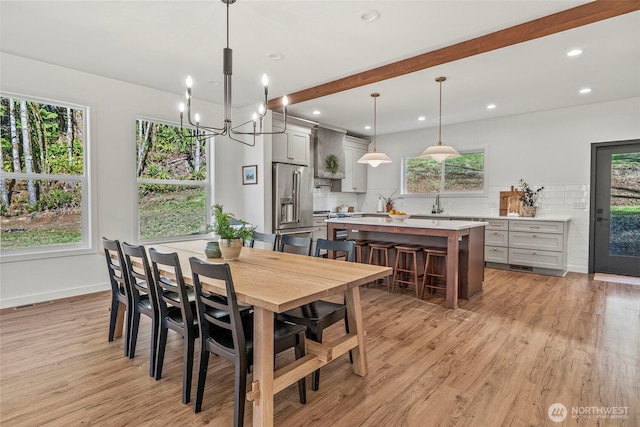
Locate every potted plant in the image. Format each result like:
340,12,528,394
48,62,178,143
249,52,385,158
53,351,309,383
210,204,255,260
518,179,544,217
379,191,398,212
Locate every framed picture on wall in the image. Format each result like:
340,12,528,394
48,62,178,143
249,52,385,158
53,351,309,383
242,165,258,185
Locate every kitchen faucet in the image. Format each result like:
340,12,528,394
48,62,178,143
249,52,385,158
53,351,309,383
432,194,443,214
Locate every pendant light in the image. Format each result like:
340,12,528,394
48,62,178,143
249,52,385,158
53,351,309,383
357,93,392,167
420,77,460,163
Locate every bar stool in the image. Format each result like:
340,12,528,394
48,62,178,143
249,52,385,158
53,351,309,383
368,242,394,290
421,248,447,299
352,240,372,263
392,244,423,297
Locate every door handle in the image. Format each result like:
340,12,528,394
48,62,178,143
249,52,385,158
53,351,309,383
596,217,609,222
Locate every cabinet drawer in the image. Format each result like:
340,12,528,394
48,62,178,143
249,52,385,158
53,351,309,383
313,217,328,226
485,230,508,246
509,220,564,234
484,219,509,231
485,246,508,263
508,248,564,270
509,231,564,251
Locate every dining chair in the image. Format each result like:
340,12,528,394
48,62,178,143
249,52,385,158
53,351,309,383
189,257,307,424
102,237,132,357
277,238,355,391
278,234,312,256
247,231,277,251
122,242,160,377
148,248,198,405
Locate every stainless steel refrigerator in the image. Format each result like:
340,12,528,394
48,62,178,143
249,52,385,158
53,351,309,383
272,163,313,239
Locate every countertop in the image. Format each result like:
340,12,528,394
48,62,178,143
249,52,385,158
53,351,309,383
361,212,572,222
325,216,488,231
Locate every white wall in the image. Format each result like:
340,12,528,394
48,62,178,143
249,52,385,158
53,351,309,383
0,53,269,308
363,97,640,272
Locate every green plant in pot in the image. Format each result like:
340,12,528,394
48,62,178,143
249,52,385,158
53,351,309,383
379,191,398,212
518,179,544,217
210,204,255,260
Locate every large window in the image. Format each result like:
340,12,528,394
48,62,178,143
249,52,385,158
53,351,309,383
136,118,210,240
0,94,89,255
402,149,486,195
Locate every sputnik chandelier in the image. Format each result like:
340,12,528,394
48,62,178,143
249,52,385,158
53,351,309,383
178,0,288,146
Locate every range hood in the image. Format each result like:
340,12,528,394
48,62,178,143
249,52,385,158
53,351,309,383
314,125,346,179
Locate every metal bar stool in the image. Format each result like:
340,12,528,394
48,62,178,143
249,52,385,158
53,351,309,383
352,240,372,263
368,242,395,290
421,248,447,298
392,244,423,297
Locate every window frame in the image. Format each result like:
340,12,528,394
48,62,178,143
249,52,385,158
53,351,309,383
135,116,213,244
0,92,93,262
401,146,488,198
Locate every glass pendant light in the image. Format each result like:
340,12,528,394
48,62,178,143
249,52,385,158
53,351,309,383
357,93,392,167
420,77,460,163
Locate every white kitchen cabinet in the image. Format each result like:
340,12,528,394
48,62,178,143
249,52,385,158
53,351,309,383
272,119,311,166
332,136,368,193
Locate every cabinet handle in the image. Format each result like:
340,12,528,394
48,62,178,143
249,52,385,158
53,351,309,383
532,234,537,237
529,226,540,229
493,232,499,235
532,251,537,255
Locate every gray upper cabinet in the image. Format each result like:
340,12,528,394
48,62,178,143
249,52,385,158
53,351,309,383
272,118,311,166
331,136,369,193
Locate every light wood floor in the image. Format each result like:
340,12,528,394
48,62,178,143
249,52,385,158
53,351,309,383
1,269,638,426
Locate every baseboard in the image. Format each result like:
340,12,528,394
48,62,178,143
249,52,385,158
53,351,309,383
0,282,109,310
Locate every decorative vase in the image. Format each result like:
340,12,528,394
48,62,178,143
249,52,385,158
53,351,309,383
204,241,222,258
385,203,393,212
218,238,243,260
522,206,537,217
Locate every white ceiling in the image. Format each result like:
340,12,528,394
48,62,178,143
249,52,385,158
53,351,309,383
1,1,638,138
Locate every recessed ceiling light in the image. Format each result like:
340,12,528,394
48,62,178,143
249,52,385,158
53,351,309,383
418,116,426,121
312,110,321,115
357,9,380,22
487,104,496,109
579,88,592,94
567,49,583,57
268,53,284,61
364,125,372,130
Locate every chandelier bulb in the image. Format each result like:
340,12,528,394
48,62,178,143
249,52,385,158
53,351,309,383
258,104,265,115
179,103,185,113
194,113,200,124
185,89,190,100
252,112,258,121
282,95,289,107
186,75,193,88
261,74,269,87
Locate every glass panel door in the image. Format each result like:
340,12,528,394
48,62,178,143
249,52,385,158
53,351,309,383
592,141,640,276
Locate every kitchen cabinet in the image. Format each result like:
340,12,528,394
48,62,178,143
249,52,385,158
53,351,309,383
272,118,311,166
331,136,368,193
312,215,328,255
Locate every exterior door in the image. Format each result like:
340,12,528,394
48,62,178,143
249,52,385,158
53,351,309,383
590,140,640,276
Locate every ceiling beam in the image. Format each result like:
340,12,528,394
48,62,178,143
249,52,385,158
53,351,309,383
267,0,640,110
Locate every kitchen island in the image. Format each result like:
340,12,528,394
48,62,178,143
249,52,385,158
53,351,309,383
327,217,487,309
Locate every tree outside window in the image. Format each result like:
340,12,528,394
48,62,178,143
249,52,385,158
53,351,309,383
1,95,87,251
136,119,210,240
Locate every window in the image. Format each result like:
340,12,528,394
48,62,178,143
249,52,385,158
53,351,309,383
0,94,89,255
136,118,210,241
402,149,486,195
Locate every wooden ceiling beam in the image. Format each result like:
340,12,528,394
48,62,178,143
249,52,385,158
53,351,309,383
267,0,640,110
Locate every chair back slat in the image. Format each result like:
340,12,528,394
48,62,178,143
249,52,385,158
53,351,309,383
248,231,277,251
189,257,246,360
102,237,130,298
122,243,159,310
149,248,194,326
315,239,355,261
278,235,312,256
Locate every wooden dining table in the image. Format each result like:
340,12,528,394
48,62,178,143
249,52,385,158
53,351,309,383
135,239,392,427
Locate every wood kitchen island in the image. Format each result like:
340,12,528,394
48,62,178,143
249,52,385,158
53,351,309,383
327,217,487,309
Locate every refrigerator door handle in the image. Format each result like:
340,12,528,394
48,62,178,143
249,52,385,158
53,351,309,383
293,170,301,223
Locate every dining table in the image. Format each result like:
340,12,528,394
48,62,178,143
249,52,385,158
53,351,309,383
127,239,392,427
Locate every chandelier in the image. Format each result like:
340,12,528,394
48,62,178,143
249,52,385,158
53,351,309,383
420,77,460,162
178,0,288,146
357,93,392,167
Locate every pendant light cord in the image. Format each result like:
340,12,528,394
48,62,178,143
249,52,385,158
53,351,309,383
438,78,443,144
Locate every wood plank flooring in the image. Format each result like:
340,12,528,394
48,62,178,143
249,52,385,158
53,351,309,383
1,269,638,426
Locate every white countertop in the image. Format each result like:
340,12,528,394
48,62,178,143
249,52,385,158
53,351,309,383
362,212,572,222
325,216,488,231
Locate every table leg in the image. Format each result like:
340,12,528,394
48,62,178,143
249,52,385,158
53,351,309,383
345,286,368,376
114,301,126,338
252,307,274,427
446,233,460,309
